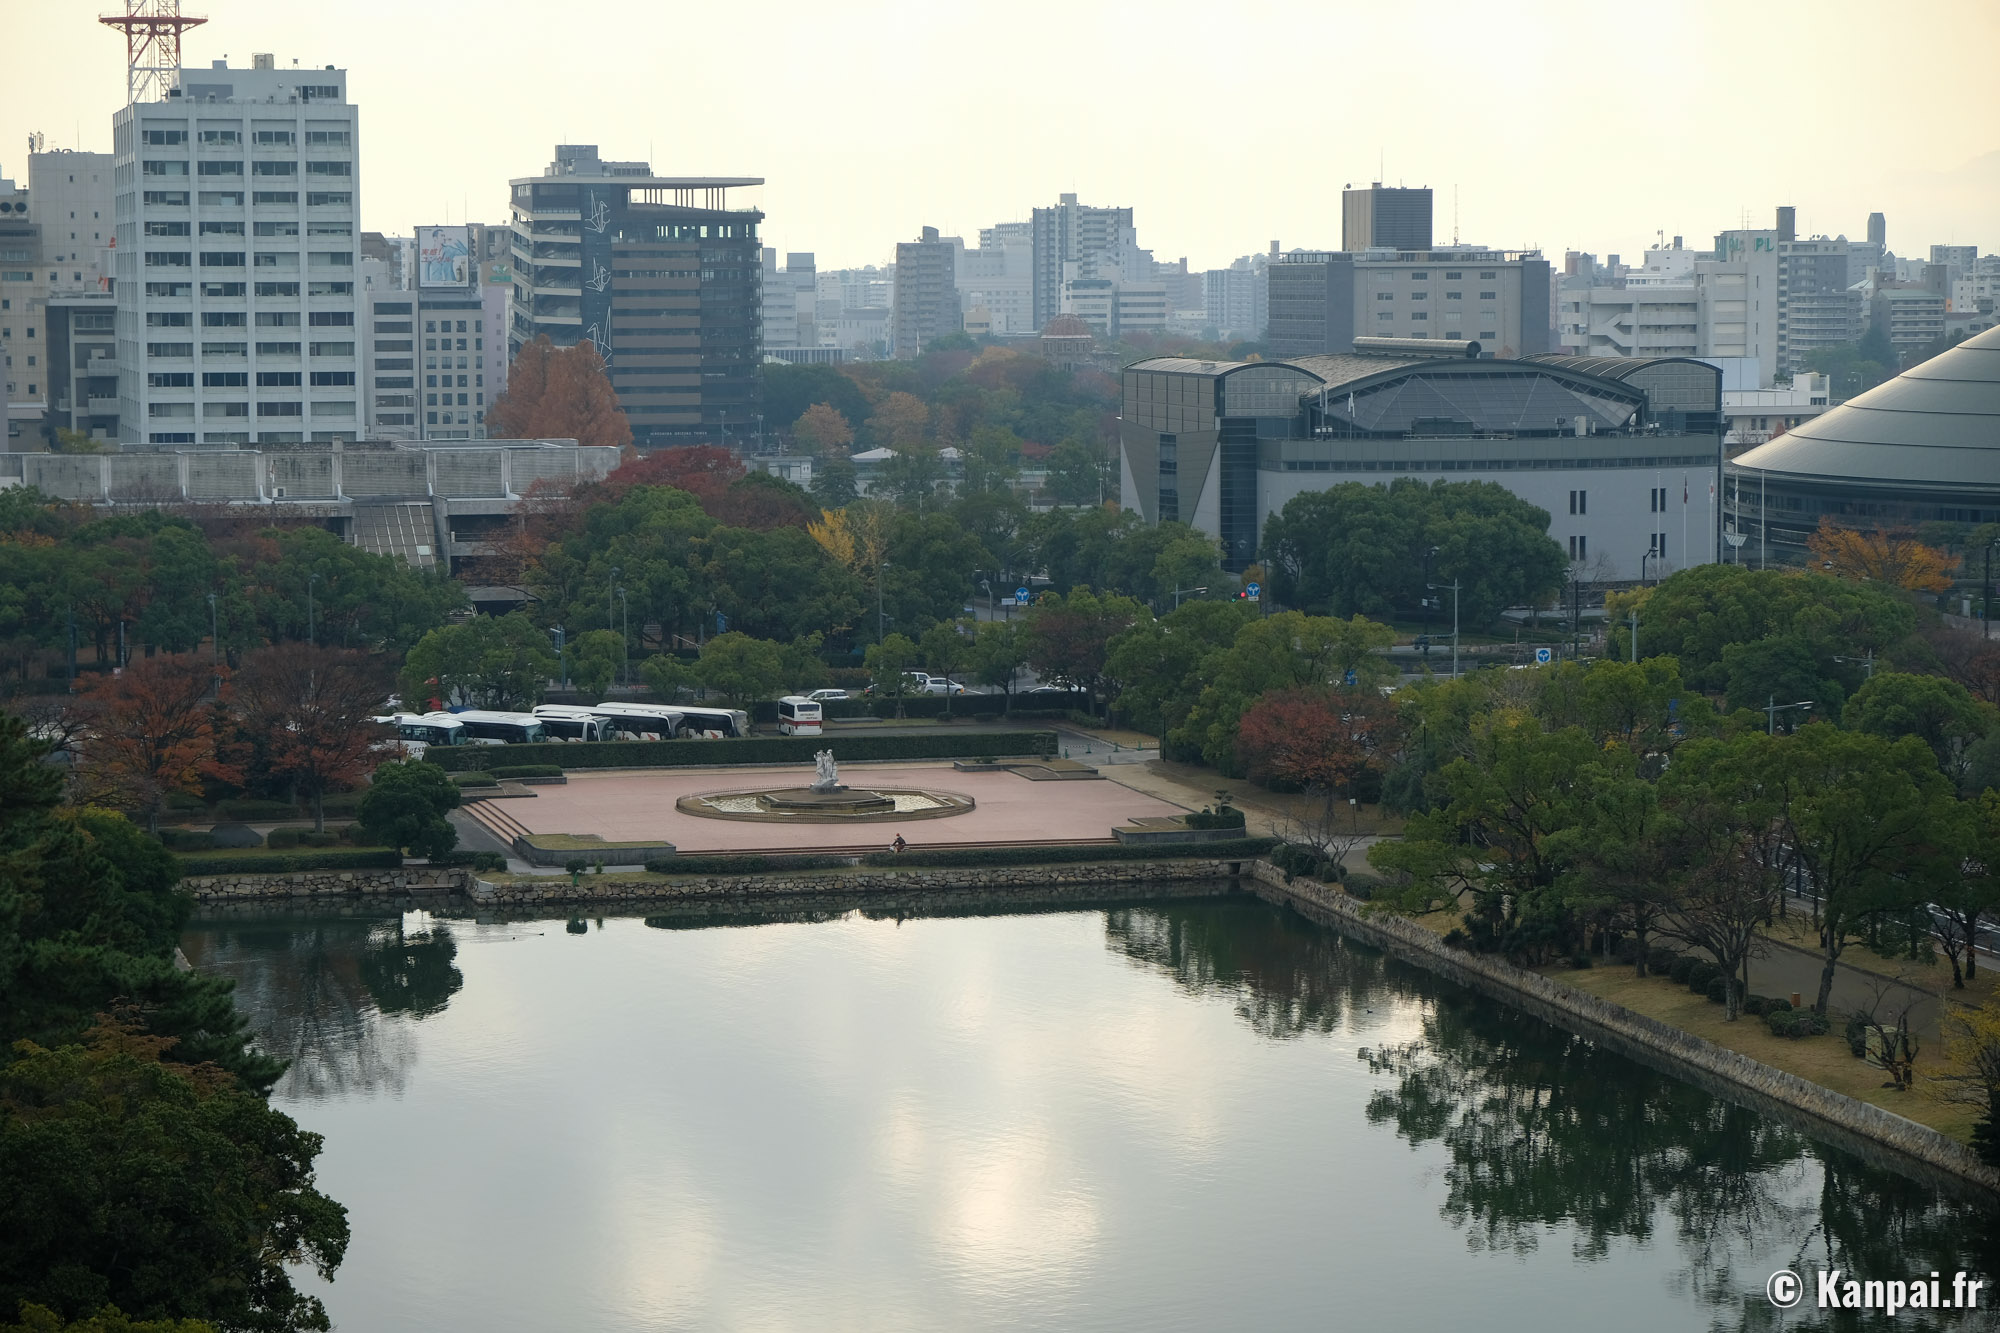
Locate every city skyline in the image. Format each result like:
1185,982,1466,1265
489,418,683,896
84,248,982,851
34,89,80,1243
4,0,1997,271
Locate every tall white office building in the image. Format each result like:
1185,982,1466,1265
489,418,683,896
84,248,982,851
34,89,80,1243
114,55,361,447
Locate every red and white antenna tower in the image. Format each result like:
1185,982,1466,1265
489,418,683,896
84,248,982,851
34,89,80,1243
99,0,208,105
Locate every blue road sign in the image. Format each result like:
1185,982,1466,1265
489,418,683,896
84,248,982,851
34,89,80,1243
1535,647,1553,665
1016,587,1030,601
1245,581,1261,600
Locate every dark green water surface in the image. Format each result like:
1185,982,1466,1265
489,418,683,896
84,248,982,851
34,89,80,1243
182,893,2000,1332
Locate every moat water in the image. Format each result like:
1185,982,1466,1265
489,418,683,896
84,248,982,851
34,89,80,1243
183,893,2000,1332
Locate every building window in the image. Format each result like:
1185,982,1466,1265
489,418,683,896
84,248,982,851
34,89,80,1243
1649,486,1667,513
1479,292,1497,300
1568,534,1588,560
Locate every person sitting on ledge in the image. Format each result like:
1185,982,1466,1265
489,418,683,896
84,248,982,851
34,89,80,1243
890,834,908,854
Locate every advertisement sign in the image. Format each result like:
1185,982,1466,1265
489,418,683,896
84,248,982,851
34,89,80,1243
418,225,470,287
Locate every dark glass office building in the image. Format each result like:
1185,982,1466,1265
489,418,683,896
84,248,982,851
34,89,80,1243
509,146,763,448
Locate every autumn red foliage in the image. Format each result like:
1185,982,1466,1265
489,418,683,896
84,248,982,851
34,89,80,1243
76,653,230,827
487,336,633,448
227,645,392,829
1236,687,1401,795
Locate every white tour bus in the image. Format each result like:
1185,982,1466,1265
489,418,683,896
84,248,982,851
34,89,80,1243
530,704,611,742
776,695,822,735
388,713,468,758
589,701,687,740
675,705,752,738
447,710,547,745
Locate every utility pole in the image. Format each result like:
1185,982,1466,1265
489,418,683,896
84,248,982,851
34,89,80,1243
1628,609,1639,663
553,624,568,689
1766,695,1814,734
617,587,629,686
877,561,889,640
1426,567,1460,678
66,603,76,691
306,573,319,647
207,591,218,665
1987,540,1996,640
609,565,621,637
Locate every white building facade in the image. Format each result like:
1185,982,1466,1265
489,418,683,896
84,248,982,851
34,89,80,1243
114,57,362,447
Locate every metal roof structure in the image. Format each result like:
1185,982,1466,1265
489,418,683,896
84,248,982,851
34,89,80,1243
1730,324,2000,491
1525,354,1715,382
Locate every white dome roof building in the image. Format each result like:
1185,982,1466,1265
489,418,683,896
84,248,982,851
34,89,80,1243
1725,324,2000,562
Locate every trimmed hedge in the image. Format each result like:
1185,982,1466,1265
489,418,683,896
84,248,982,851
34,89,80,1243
489,765,564,780
1767,1007,1830,1039
176,848,403,875
1687,961,1719,994
157,828,214,852
642,854,854,876
1668,956,1699,986
450,771,499,788
1184,806,1247,831
431,850,507,872
431,731,1058,773
1646,947,1683,975
859,837,1276,869
217,797,299,821
1704,975,1729,1004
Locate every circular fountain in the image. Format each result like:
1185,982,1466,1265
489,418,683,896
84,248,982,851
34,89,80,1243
674,749,974,824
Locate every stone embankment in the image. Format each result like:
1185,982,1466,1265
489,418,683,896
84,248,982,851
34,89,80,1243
1250,863,2000,1200
183,868,471,901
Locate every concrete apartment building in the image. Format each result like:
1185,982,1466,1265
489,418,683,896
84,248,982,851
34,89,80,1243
1873,283,1947,358
1342,185,1434,251
1777,237,1859,374
113,55,363,448
509,145,763,447
760,248,821,354
1268,248,1552,360
891,226,960,358
0,171,49,445
1204,253,1269,342
957,222,1034,335
1030,194,1138,330
30,149,115,296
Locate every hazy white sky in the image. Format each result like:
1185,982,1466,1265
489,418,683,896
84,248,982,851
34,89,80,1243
6,0,1996,270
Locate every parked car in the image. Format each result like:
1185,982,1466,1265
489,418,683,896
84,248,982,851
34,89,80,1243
865,672,935,696
1024,684,1081,697
920,678,969,696
804,688,850,703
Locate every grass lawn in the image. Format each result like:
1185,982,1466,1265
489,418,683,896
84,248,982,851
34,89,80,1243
521,833,676,852
1554,961,1980,1144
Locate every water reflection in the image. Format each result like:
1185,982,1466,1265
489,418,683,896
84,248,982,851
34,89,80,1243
1105,900,2000,1330
182,910,462,1099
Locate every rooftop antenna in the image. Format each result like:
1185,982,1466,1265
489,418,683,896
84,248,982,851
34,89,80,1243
100,0,208,104
1453,184,1459,245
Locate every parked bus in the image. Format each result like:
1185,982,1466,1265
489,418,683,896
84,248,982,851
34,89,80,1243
530,704,611,742
388,713,468,758
675,705,751,738
588,701,686,740
776,695,823,736
446,709,547,745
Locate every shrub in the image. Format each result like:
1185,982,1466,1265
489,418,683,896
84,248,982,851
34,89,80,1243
1765,996,1792,1015
1611,938,1640,964
265,825,306,850
207,821,263,849
1442,928,1471,951
642,854,852,876
1704,975,1729,1004
301,829,339,847
159,828,214,851
1687,962,1719,994
1184,805,1247,831
431,849,506,872
1845,1012,1870,1058
357,759,460,858
859,838,1276,869
1568,952,1594,970
489,765,564,780
450,771,499,788
176,848,403,875
1668,956,1699,986
1647,947,1682,975
218,797,297,821
1766,1009,1800,1038
428,731,1057,773
1743,995,1770,1016
1798,1009,1830,1036
319,790,364,816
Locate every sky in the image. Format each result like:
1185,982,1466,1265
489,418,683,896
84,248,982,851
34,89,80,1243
5,0,1998,271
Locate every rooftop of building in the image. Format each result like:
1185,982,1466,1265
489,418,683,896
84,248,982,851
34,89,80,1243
512,144,761,191
1730,323,2000,490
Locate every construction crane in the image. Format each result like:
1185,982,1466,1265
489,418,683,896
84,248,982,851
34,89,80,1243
99,0,207,105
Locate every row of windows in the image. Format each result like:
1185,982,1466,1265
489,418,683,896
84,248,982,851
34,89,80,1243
141,128,349,145
140,221,346,238
137,191,352,207
426,373,483,388
1376,290,1498,300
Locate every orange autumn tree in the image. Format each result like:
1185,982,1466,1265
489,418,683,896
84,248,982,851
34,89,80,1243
488,336,633,448
1806,518,1958,593
792,402,854,455
228,644,392,831
76,653,230,830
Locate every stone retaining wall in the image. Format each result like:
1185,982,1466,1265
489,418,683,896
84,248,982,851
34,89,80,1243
1248,862,2000,1200
183,867,472,901
468,859,1249,907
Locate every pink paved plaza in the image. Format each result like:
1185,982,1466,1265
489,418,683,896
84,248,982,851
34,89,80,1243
495,764,1189,855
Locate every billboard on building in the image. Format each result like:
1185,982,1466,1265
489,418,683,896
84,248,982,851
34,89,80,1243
419,225,471,287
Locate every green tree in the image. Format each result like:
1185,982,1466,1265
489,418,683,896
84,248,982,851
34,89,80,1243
864,633,921,718
1103,600,1257,741
355,759,460,858
1021,587,1151,723
1720,634,1845,726
1172,612,1396,774
882,511,991,638
698,525,865,644
693,631,786,706
0,1019,349,1332
398,612,559,711
132,524,220,654
565,629,626,699
529,485,717,650
254,526,465,653
967,620,1028,712
1842,670,1997,790
1763,726,1954,1015
919,619,973,716
1043,438,1108,506
808,454,860,509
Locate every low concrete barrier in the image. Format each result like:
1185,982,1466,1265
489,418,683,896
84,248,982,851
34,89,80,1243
183,867,471,901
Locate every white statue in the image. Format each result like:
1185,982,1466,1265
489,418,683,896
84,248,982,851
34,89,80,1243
811,749,839,792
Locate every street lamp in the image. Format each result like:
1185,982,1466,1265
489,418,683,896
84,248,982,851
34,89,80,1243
1765,695,1814,735
552,624,568,689
306,573,319,647
1426,565,1461,678
609,565,621,636
617,587,629,686
207,591,219,665
1834,651,1876,680
979,578,994,620
1173,585,1207,609
877,560,890,640
1640,547,1656,586
1985,539,1999,640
